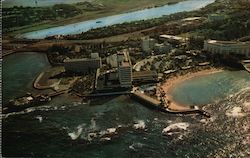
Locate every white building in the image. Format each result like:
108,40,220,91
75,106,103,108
118,51,132,88
106,54,118,68
204,40,250,57
141,36,156,53
64,58,102,74
159,34,188,44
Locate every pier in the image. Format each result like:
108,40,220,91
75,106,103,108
76,91,131,98
241,60,250,73
131,89,210,117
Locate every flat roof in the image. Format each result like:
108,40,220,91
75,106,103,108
181,17,202,21
121,61,130,67
64,58,100,62
133,71,157,77
206,40,250,45
118,51,132,67
160,35,188,41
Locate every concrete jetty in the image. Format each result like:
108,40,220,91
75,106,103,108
131,89,210,117
132,91,161,106
241,60,250,73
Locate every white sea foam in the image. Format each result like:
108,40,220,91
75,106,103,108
2,107,37,118
98,127,117,138
226,107,246,117
129,142,144,151
100,137,111,142
89,118,97,130
243,102,250,112
35,116,43,123
133,120,146,130
87,132,98,141
154,118,158,121
106,128,117,134
68,124,85,140
200,116,216,124
162,122,189,136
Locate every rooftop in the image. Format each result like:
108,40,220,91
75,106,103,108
64,58,100,63
181,17,202,21
160,35,188,41
206,40,250,45
133,71,157,77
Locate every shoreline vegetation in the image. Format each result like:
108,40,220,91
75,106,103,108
3,0,185,36
51,0,250,42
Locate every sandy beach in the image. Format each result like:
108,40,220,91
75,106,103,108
160,68,223,111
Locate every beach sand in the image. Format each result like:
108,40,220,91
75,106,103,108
160,68,223,111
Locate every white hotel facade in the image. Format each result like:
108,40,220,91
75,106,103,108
204,40,250,57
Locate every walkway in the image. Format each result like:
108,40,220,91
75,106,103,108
131,88,210,116
241,60,250,73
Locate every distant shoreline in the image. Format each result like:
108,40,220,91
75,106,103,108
4,0,186,36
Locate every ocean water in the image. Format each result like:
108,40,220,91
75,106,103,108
171,70,250,106
2,53,250,157
2,52,51,105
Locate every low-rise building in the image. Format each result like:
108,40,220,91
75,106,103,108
154,42,172,53
64,57,102,74
132,71,158,84
160,34,188,44
208,14,226,22
204,40,250,57
141,36,157,53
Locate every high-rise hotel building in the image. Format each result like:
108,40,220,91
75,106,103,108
117,51,132,88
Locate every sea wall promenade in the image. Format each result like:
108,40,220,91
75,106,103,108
131,88,210,117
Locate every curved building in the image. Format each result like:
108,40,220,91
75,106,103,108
204,40,250,57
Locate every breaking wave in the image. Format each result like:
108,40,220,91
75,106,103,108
162,122,189,136
133,120,146,130
68,124,85,140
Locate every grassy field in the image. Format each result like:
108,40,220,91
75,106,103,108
3,0,89,8
4,0,185,36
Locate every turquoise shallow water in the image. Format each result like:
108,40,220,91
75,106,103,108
171,71,250,106
2,53,250,157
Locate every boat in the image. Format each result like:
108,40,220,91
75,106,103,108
96,21,102,23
